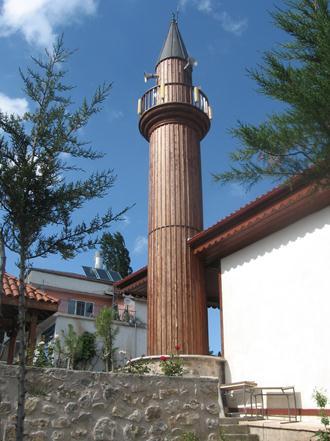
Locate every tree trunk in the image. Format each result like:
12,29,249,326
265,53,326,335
16,247,27,441
0,234,6,318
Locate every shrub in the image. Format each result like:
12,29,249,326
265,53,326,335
120,357,151,375
313,389,330,441
160,345,184,376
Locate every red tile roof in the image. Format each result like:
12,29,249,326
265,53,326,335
3,273,58,305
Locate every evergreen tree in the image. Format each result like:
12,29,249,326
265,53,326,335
95,307,119,372
214,0,330,188
0,37,126,440
100,231,132,277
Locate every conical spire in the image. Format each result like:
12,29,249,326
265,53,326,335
157,18,189,64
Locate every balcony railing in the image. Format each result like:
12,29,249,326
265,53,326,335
138,82,212,118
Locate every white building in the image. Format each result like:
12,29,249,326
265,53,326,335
118,181,330,415
27,265,147,369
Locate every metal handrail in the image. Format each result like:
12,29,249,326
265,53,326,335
139,83,211,118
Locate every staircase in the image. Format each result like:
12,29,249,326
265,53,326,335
219,418,259,441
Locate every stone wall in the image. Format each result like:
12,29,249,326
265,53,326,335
0,364,220,441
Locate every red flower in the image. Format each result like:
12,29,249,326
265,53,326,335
175,344,181,351
160,355,169,361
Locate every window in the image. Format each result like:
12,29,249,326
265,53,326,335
68,300,94,317
43,324,55,344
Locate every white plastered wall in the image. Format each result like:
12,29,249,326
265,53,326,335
221,206,330,409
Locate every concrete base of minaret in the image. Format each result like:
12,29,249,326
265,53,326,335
129,355,226,379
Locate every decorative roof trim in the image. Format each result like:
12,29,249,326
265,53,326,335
190,183,330,262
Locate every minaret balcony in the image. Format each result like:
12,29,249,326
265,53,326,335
138,82,211,118
138,82,212,141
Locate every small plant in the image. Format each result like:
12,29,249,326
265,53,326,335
62,324,80,369
313,389,330,441
218,427,227,441
95,307,119,371
32,340,54,367
75,332,96,370
160,344,184,377
120,357,151,374
179,432,200,441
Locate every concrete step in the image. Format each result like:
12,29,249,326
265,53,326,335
219,435,259,441
219,417,241,425
221,425,250,435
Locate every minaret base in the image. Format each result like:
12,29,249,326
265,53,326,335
128,355,226,379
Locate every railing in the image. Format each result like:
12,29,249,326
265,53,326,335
138,82,211,118
58,300,137,325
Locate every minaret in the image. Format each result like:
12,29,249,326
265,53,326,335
139,19,211,355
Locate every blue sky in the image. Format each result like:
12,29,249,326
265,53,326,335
0,0,288,352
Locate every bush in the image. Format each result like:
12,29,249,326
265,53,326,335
313,389,330,441
160,345,184,376
120,357,151,375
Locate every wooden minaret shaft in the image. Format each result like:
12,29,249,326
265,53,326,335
143,55,209,355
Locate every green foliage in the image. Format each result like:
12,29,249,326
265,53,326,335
55,328,96,370
0,34,128,441
100,231,132,277
0,36,127,436
95,307,119,371
0,36,126,262
62,324,80,369
120,357,151,375
32,340,54,367
160,350,184,377
214,0,330,188
313,389,330,441
75,332,96,369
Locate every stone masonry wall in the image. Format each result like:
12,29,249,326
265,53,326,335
0,364,220,441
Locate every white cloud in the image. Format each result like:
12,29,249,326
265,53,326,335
214,11,248,37
229,183,247,199
178,0,248,36
0,0,98,47
133,235,147,254
0,92,29,116
109,110,124,121
122,215,130,225
196,0,212,13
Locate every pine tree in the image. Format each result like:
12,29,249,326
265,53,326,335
0,37,126,440
214,0,330,188
100,231,132,277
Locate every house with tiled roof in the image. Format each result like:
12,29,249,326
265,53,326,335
0,273,58,364
26,254,147,368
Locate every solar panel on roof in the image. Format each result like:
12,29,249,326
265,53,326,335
95,268,111,281
109,270,122,281
82,266,97,279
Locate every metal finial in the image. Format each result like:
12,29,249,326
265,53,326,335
172,12,176,22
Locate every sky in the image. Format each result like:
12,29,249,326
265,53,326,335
0,0,288,352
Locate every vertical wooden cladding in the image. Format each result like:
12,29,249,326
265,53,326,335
156,58,192,86
147,124,207,355
148,124,203,233
147,57,209,356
